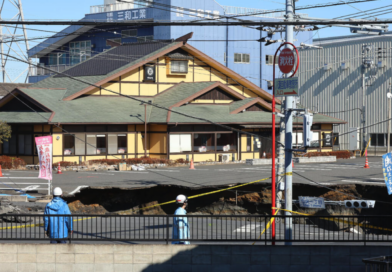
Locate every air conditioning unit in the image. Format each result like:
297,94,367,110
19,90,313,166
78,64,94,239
341,62,349,70
344,200,375,209
323,63,331,71
220,154,230,163
378,60,386,68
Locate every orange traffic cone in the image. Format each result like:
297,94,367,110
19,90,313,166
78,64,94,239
57,162,63,174
0,165,3,177
364,156,370,169
189,159,195,170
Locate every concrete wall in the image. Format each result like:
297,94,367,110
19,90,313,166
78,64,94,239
0,244,386,272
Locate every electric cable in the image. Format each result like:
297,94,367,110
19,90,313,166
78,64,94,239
0,50,286,147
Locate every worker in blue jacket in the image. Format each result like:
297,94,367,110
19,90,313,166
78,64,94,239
44,187,73,243
172,194,190,244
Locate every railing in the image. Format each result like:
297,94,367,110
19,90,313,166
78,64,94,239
221,5,308,19
1,214,392,245
29,65,71,76
90,2,150,14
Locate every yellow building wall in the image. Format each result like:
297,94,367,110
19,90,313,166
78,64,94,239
243,88,258,98
210,68,227,84
137,133,146,153
229,85,244,96
101,82,120,95
140,84,158,96
86,156,106,161
86,89,100,95
150,134,167,153
53,157,63,163
127,154,135,159
121,83,139,96
158,84,174,93
122,69,139,81
194,66,211,82
53,134,62,156
169,154,188,161
127,133,136,154
150,154,167,159
62,156,79,163
192,99,214,103
193,153,215,162
241,153,254,160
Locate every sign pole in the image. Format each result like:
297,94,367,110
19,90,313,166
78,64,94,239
284,0,294,245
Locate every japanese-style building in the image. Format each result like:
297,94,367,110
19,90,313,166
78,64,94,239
0,33,345,164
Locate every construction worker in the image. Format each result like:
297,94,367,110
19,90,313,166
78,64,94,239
44,187,73,243
172,194,190,244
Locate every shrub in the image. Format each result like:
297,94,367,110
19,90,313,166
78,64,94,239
52,161,77,168
303,150,352,159
175,158,189,164
88,157,170,166
0,156,26,169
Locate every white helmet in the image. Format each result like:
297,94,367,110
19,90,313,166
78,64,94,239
53,187,63,196
176,194,188,204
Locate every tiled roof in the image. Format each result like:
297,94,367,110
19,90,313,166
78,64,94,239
32,41,180,98
54,41,172,78
0,83,32,97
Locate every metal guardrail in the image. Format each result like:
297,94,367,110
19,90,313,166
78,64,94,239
1,214,392,244
363,256,392,271
29,65,71,76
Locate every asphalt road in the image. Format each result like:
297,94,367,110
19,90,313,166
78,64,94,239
0,157,385,196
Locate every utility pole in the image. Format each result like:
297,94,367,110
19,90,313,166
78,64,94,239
284,0,294,245
144,103,147,157
388,82,391,153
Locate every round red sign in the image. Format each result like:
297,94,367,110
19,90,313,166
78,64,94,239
278,48,295,74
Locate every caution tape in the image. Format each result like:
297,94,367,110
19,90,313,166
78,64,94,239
252,208,280,245
140,173,294,211
0,217,96,231
273,207,392,233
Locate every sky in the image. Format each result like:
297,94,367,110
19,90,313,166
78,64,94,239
1,0,391,82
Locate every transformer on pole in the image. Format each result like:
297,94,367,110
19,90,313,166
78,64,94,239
0,0,30,82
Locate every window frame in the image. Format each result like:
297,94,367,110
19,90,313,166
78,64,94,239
171,60,188,73
234,53,250,64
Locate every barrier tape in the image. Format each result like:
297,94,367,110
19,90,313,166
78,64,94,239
273,207,392,233
0,217,96,231
252,208,280,245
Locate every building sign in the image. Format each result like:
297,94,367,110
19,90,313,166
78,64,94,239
278,48,295,74
382,153,392,195
274,77,298,97
106,8,150,22
323,132,332,147
35,136,53,181
144,65,155,82
299,196,325,209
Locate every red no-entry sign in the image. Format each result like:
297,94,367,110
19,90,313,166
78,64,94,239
278,48,295,74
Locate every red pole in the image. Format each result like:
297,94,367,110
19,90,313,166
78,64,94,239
271,49,277,245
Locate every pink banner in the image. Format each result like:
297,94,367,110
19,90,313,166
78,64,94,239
35,136,53,180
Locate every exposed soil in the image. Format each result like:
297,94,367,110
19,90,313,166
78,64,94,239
64,183,392,217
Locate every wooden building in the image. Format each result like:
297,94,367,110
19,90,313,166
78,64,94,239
0,33,345,164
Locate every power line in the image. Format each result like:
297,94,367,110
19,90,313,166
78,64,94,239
0,50,285,147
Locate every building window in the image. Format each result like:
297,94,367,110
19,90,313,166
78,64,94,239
333,133,339,146
169,134,192,153
75,134,85,155
4,133,32,155
96,135,107,155
311,132,320,147
292,132,303,148
217,133,237,152
137,36,154,42
370,134,385,147
194,133,215,152
234,53,250,64
246,134,251,151
121,29,137,38
266,55,278,65
69,40,91,65
171,61,188,73
48,53,67,66
86,135,97,155
63,134,75,155
108,134,127,154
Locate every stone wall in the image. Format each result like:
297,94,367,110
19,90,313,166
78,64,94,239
0,244,387,272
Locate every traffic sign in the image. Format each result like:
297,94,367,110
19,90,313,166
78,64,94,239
278,48,295,74
274,77,298,97
299,196,325,209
